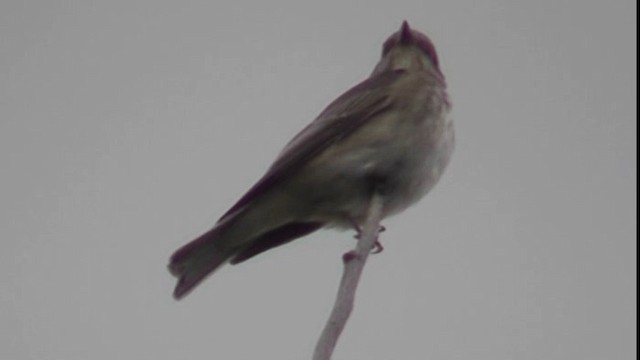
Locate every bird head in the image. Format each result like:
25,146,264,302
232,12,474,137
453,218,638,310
372,21,443,81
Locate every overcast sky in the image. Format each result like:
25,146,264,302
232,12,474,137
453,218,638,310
1,1,636,359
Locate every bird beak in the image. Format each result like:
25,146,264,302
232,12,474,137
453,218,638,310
399,20,413,44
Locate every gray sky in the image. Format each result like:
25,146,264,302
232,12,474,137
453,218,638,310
1,1,636,359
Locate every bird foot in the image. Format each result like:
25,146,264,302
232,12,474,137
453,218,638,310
352,225,385,254
353,225,386,239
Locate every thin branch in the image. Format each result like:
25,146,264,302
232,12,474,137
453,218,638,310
313,193,385,360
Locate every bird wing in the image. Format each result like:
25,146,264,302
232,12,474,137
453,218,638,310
218,69,405,222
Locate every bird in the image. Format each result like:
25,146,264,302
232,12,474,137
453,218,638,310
168,21,454,299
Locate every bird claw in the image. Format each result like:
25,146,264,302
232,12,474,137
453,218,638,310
351,225,385,254
349,220,385,256
371,240,384,254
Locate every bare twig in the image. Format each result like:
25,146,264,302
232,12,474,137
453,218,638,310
313,193,385,360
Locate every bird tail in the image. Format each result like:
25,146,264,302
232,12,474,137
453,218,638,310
168,225,235,299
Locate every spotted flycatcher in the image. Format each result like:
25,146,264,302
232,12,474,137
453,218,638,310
169,21,454,299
